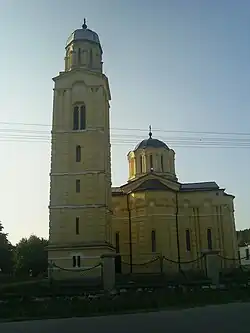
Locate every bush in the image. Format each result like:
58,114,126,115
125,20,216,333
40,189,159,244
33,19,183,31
1,287,250,321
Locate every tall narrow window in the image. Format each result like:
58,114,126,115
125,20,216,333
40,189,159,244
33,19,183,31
78,48,81,64
73,106,79,130
89,49,93,67
129,160,132,176
140,155,143,173
246,248,250,260
76,179,81,193
72,256,76,267
80,105,86,130
186,229,191,252
161,154,164,172
76,145,81,162
76,217,79,235
131,158,135,176
207,228,212,250
115,232,120,253
151,230,156,252
149,154,153,171
77,255,81,267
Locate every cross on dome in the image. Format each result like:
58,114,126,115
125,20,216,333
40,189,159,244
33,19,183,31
82,18,87,29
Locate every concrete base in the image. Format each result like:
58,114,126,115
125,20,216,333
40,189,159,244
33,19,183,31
202,250,220,286
47,242,115,281
101,253,117,292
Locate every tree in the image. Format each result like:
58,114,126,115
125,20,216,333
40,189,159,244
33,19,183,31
14,235,48,277
237,229,250,246
0,222,14,274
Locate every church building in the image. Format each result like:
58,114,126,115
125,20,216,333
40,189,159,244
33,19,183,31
112,127,238,274
48,22,238,279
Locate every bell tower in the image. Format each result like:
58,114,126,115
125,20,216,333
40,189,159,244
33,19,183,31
48,20,114,277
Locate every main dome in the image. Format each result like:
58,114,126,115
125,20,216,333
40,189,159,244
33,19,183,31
134,128,169,151
66,20,101,49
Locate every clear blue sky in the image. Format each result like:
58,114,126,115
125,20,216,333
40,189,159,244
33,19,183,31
0,0,250,243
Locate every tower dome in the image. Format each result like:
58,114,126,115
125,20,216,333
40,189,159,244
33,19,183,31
66,19,102,52
64,19,103,73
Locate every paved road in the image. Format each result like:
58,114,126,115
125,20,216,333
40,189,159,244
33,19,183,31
0,302,249,333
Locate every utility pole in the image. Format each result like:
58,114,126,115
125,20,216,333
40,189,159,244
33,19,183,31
175,191,181,272
126,193,133,273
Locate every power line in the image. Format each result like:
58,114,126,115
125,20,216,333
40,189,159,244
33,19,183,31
0,130,250,143
1,136,250,148
2,128,250,143
1,122,250,148
1,121,250,137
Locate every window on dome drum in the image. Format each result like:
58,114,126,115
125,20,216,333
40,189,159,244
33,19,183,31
186,229,191,252
161,154,164,172
131,158,135,176
140,155,143,173
80,105,86,130
76,179,80,193
115,232,120,253
78,48,81,63
151,230,156,252
149,154,153,171
73,106,79,130
89,49,93,67
76,217,80,235
76,145,81,162
207,228,212,250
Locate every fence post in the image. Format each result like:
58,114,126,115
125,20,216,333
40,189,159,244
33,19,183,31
48,260,53,285
202,250,220,287
159,255,163,274
101,253,116,292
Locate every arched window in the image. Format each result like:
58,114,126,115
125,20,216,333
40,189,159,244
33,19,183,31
77,255,81,267
149,154,153,171
72,254,81,267
80,105,86,130
73,106,79,130
151,230,156,252
72,256,76,267
73,104,86,130
161,154,164,172
76,145,81,162
140,155,143,173
207,228,212,250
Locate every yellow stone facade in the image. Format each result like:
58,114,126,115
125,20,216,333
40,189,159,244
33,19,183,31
112,134,238,274
48,23,238,279
48,22,115,279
